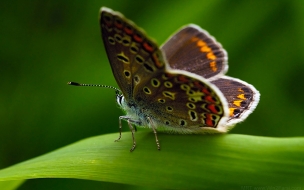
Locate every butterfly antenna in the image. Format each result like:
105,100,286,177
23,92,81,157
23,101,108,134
68,82,122,95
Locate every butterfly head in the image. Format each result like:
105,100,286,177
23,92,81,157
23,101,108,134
115,89,124,107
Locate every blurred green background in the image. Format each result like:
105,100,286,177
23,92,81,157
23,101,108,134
1,0,304,189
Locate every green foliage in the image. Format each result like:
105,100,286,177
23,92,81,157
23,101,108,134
0,132,303,189
1,0,304,189
0,180,25,190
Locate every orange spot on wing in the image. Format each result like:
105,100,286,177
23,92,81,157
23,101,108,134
191,37,199,42
207,52,216,60
205,95,215,103
114,21,123,29
205,114,214,127
238,88,244,93
177,75,188,82
124,27,133,35
200,46,211,52
233,100,242,107
229,108,236,117
209,61,217,72
202,88,211,95
152,53,163,68
208,104,218,114
164,73,174,78
103,19,112,27
197,40,207,47
193,39,218,62
237,94,246,100
193,81,205,89
133,34,143,43
143,42,154,52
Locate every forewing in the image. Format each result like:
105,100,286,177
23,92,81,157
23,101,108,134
161,25,228,79
100,8,166,99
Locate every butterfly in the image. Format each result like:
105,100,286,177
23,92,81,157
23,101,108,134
68,7,260,151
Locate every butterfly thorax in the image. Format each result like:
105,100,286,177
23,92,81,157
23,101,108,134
117,94,151,127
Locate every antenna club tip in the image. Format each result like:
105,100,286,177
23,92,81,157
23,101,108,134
68,82,81,86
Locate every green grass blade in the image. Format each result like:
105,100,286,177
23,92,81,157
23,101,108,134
0,132,303,189
0,180,25,190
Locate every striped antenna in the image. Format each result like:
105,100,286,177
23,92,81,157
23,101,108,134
67,82,122,95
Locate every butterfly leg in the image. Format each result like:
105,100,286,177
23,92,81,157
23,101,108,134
148,117,160,150
126,119,136,152
114,116,124,142
116,116,137,152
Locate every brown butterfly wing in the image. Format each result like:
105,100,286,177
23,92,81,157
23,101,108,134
100,8,166,100
211,76,260,126
161,25,228,79
134,70,230,132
